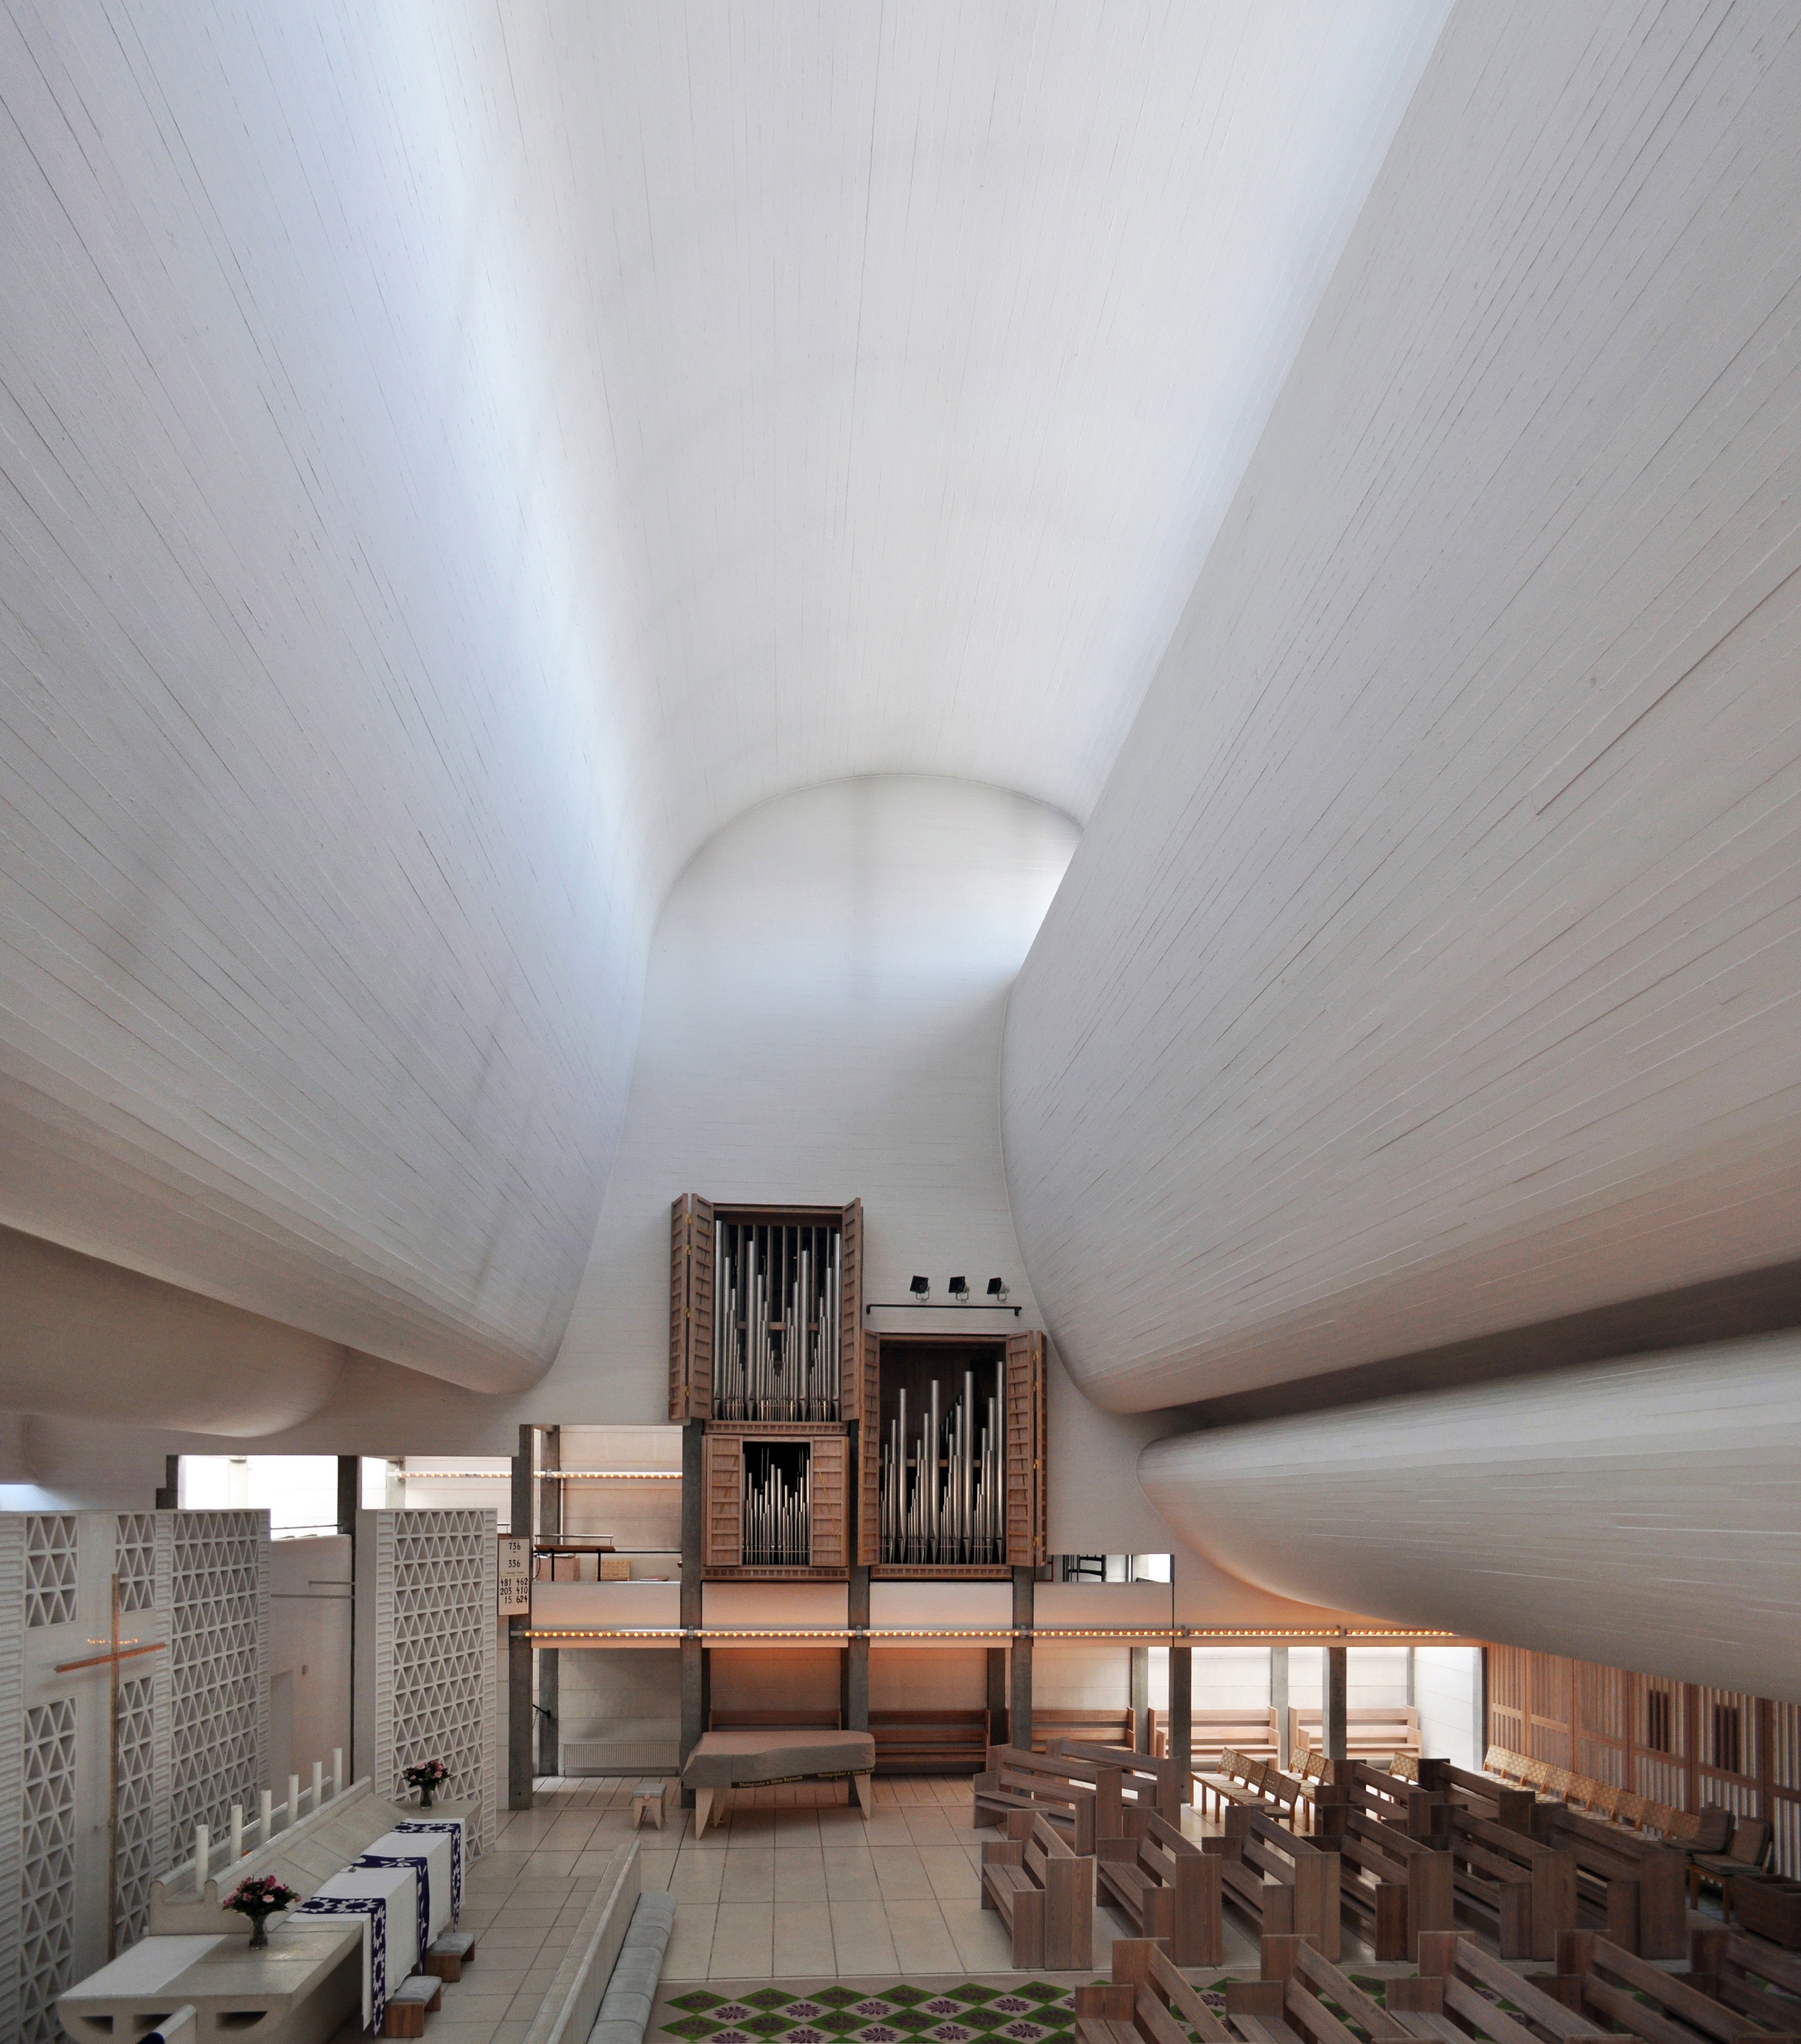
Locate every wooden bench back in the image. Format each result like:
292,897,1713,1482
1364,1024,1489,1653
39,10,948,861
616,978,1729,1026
1483,1744,1710,1847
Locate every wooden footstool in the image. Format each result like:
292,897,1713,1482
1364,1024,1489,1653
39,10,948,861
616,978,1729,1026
382,1974,441,2037
632,1780,668,1830
423,1931,476,1982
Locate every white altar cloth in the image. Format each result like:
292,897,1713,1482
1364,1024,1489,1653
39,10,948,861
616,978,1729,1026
301,1861,417,2028
358,1826,457,1952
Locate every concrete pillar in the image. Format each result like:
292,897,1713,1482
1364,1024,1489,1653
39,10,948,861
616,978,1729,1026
537,1428,560,1779
679,1420,705,1805
987,1646,1010,1747
845,1567,870,1730
1326,1643,1348,1764
1010,1567,1035,1751
1170,1645,1192,1782
1270,1644,1290,1767
1130,1645,1150,1752
1406,1645,1417,1707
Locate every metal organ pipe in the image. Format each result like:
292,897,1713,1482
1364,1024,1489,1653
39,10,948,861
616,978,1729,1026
878,1364,1004,1565
741,1448,810,1568
713,1220,843,1420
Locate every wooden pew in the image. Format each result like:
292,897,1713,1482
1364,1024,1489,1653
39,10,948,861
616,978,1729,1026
1417,1929,1616,2044
1324,1766,1464,1954
1555,1930,1801,2044
1256,1934,1426,2044
1210,1803,1341,1958
1691,1925,1801,2034
1095,1810,1222,1965
980,1810,1094,1970
1076,1938,1240,2044
1548,1802,1688,1958
1054,1740,1188,1823
1289,1707,1422,1764
1442,1798,1576,1959
974,1744,1113,1849
1031,1708,1135,1754
870,1709,990,1774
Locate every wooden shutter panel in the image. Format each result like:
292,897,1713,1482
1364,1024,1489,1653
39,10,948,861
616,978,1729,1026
839,1199,863,1418
669,1193,716,1421
810,1433,846,1568
702,1432,743,1570
690,1196,714,1417
669,1197,691,1421
860,1330,881,1565
1006,1329,1048,1567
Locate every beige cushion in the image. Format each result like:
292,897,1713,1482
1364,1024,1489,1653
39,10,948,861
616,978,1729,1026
681,1728,875,1788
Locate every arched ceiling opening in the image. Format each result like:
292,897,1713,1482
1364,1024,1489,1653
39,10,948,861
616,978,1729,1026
0,1,1448,1408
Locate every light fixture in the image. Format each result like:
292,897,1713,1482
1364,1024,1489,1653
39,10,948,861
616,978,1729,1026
949,1275,969,1301
909,1275,930,1299
986,1278,1010,1303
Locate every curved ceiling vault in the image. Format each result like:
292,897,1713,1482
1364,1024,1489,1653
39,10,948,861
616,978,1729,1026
1003,0,1801,1415
0,1,1448,1421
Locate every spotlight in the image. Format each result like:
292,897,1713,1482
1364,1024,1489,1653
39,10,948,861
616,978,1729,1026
986,1278,1010,1303
910,1275,931,1299
949,1275,970,1302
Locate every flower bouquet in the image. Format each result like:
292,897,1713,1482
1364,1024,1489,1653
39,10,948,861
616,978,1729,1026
403,1758,451,1809
225,1872,297,1949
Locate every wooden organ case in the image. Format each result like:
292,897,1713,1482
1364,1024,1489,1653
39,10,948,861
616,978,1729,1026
671,1196,1047,1580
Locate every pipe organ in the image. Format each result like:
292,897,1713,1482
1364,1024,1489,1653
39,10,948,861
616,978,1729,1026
672,1194,1046,1581
878,1368,1005,1565
713,1217,842,1420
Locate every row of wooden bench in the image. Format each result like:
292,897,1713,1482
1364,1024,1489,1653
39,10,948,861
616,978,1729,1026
1078,1926,1801,2044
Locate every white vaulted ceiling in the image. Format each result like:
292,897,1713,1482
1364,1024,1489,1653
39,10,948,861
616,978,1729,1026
0,2,1448,1411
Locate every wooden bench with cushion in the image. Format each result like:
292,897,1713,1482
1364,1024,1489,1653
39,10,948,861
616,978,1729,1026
1555,1930,1801,2044
1095,1810,1222,1965
1688,1818,1775,1908
974,1744,1115,1850
981,1810,1095,1970
871,1710,991,1774
1209,1803,1341,1958
1414,1929,1617,2044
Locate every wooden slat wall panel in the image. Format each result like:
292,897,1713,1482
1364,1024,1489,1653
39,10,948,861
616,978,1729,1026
702,1432,742,1570
1491,1647,1801,1876
860,1331,881,1565
839,1202,863,1421
811,1433,846,1569
1004,1330,1046,1567
669,1197,692,1421
690,1196,714,1418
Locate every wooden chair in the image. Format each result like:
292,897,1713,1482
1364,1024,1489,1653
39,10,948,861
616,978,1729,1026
1095,1810,1221,1965
1196,1747,1275,1819
980,1810,1094,1970
1687,1817,1774,1909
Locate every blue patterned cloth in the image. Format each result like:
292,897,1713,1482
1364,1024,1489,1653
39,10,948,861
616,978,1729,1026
394,1817,463,1919
354,1854,430,1959
297,1891,388,2030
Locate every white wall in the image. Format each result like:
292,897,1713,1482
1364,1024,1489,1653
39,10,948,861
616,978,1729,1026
1415,1646,1483,1772
548,776,1078,1421
1002,0,1801,1413
268,1535,352,1791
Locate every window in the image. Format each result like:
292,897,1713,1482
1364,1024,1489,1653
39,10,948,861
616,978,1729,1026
1646,1688,1671,1753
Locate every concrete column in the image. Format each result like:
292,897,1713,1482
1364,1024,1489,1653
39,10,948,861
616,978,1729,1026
1406,1645,1417,1707
155,1453,181,1510
987,1647,1010,1747
1326,1643,1348,1764
1270,1645,1290,1767
679,1420,705,1805
508,1426,535,1809
1130,1645,1150,1752
1170,1646,1192,1782
537,1427,560,1779
1010,1567,1035,1751
846,1566,870,1730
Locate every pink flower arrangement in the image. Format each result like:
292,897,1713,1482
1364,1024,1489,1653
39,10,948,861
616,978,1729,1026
403,1758,451,1806
225,1872,297,1947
